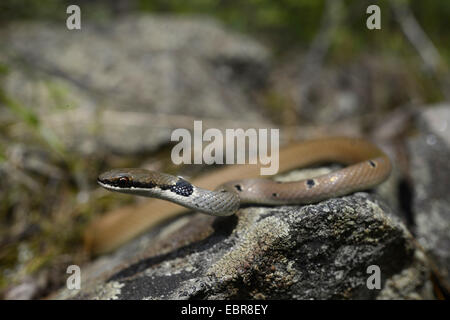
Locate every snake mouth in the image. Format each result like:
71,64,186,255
98,177,159,190
97,178,123,190
98,169,154,189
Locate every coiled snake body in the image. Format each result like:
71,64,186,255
97,137,392,217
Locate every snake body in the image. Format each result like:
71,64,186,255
97,137,391,217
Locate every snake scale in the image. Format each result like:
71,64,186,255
89,137,391,253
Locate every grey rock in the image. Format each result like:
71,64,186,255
3,276,40,300
0,15,270,155
53,169,433,300
377,250,434,300
409,104,450,290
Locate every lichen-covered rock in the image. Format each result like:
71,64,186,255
0,15,270,155
408,104,450,290
53,169,433,300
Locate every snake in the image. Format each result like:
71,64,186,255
96,136,391,217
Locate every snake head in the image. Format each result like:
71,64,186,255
99,169,236,215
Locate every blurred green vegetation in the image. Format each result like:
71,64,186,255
0,62,140,294
1,0,449,57
0,0,63,21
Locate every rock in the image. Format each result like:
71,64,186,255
3,276,40,300
377,250,434,300
0,15,270,155
408,103,450,291
53,169,433,300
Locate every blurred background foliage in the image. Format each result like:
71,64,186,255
0,0,448,298
1,0,449,57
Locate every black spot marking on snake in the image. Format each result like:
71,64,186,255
169,178,193,197
369,160,376,168
234,184,242,192
306,179,315,188
272,193,278,197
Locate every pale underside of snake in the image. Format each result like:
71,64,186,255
89,137,391,254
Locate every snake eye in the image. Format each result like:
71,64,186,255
117,176,131,187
